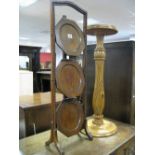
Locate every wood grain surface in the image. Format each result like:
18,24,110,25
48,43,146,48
57,99,84,137
19,92,63,109
19,119,135,155
56,16,85,56
56,60,85,98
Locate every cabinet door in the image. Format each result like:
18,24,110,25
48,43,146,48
25,106,52,136
31,106,52,133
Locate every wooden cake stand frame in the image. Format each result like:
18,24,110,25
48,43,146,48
45,1,92,155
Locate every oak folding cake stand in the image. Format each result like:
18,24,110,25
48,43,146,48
46,1,92,155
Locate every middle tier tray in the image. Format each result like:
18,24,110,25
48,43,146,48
56,60,85,98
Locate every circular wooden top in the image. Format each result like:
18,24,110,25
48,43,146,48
56,60,85,98
56,16,85,56
87,24,118,36
57,99,84,137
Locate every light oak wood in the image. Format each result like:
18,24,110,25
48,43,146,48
92,35,105,120
87,24,118,137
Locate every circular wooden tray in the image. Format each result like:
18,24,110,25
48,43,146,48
57,99,84,137
56,60,85,98
56,16,85,56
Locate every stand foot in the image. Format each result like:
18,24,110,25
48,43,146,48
80,119,93,140
84,126,93,140
45,139,64,155
55,142,64,155
87,117,117,137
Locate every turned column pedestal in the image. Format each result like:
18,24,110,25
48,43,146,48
87,24,118,137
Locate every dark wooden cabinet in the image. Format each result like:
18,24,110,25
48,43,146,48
19,92,63,139
19,104,52,138
86,41,135,124
19,45,41,92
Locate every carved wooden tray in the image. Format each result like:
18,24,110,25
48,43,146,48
56,60,85,98
56,99,84,137
56,16,85,56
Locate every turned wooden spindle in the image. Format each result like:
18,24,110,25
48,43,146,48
87,24,118,137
